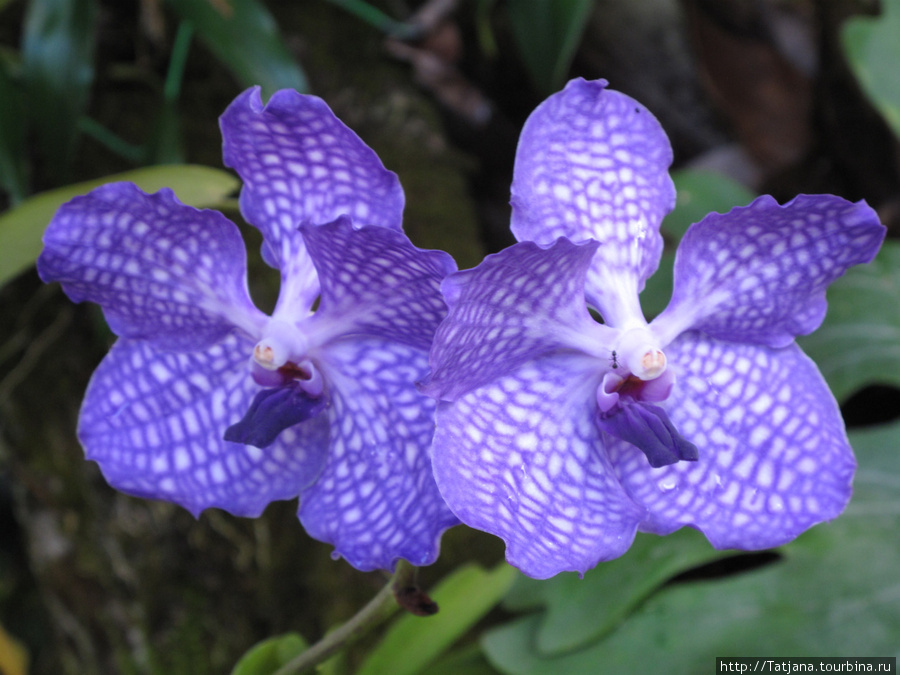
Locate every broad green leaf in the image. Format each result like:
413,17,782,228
0,164,239,287
22,0,97,184
507,0,595,94
798,240,900,403
426,644,502,675
230,633,307,675
843,0,900,139
165,0,308,97
502,528,732,655
641,170,756,319
356,563,516,675
0,63,27,204
482,419,900,673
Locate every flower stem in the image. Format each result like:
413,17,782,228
271,561,419,675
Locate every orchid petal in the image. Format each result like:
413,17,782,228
301,217,456,351
38,183,265,350
652,195,886,348
299,339,457,571
423,237,611,401
610,332,855,550
433,353,644,579
79,336,329,518
510,78,675,326
221,87,405,315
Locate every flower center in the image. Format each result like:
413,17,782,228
249,319,322,396
225,319,328,449
615,326,667,380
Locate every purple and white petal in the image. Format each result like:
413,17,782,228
609,332,854,550
221,87,405,315
38,183,265,350
510,78,675,326
80,335,329,517
301,217,456,351
652,195,885,348
299,338,457,571
433,353,645,579
423,238,612,401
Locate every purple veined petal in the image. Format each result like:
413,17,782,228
79,335,329,517
433,353,645,579
221,87,405,314
510,78,676,326
422,237,613,402
38,183,266,351
608,332,855,550
651,194,886,348
300,216,457,351
298,338,458,571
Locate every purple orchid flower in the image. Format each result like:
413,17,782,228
422,78,886,579
37,88,459,572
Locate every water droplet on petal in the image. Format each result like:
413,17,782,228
658,477,677,492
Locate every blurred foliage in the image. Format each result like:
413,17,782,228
506,0,595,95
165,0,308,98
0,0,307,210
22,0,97,185
322,0,418,38
0,62,27,204
230,633,308,675
843,0,900,139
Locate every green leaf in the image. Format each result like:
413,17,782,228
426,644,503,675
165,0,308,97
0,61,27,204
641,169,756,319
0,164,239,287
356,563,517,675
482,419,900,673
507,0,595,94
502,528,732,655
843,0,900,139
22,0,98,184
323,0,418,39
798,240,900,403
662,169,757,242
230,633,308,675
